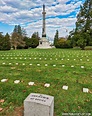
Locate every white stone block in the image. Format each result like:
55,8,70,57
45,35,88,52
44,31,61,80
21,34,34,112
14,80,20,84
62,65,65,67
44,83,50,87
1,79,8,82
83,88,89,93
62,85,68,90
24,93,54,116
23,63,25,65
37,64,40,66
2,62,5,65
28,82,34,86
9,63,12,65
45,64,48,66
71,65,74,68
16,63,18,65
81,66,84,68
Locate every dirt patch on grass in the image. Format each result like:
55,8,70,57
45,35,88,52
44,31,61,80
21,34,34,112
7,106,24,116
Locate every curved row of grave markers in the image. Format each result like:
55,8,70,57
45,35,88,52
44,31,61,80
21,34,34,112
0,79,91,93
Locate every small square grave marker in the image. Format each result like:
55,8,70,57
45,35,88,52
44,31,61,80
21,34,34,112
14,80,20,84
28,82,34,86
62,85,68,90
71,65,74,68
44,83,50,87
16,63,18,65
2,63,5,65
45,64,48,66
9,63,12,65
1,79,8,82
62,65,65,67
81,66,84,68
83,88,89,93
37,64,40,66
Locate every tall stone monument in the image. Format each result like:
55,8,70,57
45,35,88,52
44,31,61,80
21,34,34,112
37,4,52,49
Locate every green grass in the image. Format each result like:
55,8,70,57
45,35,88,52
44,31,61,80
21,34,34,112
0,48,92,116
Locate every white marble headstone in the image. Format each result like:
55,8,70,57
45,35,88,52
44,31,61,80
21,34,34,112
83,88,89,93
62,85,68,90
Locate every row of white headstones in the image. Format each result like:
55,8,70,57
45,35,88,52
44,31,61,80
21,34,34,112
1,62,87,69
0,79,89,93
1,57,90,61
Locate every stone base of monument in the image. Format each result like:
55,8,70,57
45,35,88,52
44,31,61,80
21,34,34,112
24,93,54,116
37,37,52,49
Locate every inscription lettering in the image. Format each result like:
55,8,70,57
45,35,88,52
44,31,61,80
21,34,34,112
30,94,49,102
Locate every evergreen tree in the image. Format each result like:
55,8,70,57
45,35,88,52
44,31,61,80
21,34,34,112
29,32,39,48
3,33,11,50
22,28,27,37
0,32,4,50
13,25,18,33
68,0,92,49
12,25,26,49
54,30,59,46
31,32,40,40
18,25,22,35
0,33,11,50
11,32,25,50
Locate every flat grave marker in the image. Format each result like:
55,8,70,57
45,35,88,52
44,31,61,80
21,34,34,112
83,88,89,93
44,83,50,87
62,85,68,90
28,82,34,86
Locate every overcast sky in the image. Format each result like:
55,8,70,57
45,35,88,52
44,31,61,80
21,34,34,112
0,0,85,40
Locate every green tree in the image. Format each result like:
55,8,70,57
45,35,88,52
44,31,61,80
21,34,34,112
30,38,39,48
68,0,92,49
3,33,11,50
11,32,25,50
29,32,39,48
11,25,26,49
55,38,73,48
0,33,11,50
23,36,31,49
0,32,4,50
54,30,59,47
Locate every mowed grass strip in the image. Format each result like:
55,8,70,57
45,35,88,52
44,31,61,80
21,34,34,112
0,48,92,116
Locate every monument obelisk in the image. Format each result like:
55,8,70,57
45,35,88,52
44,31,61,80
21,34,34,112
42,4,46,37
37,4,52,49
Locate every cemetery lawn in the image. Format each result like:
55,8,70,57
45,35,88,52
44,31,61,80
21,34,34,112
0,48,92,116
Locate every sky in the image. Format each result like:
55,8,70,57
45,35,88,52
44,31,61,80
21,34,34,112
0,0,85,40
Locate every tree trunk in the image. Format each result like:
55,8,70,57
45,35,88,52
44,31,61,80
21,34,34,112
14,46,17,50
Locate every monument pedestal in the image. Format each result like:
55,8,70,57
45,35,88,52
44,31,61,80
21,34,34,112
37,37,52,49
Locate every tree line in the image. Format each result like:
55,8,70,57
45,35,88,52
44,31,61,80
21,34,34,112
0,25,39,50
54,0,92,49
